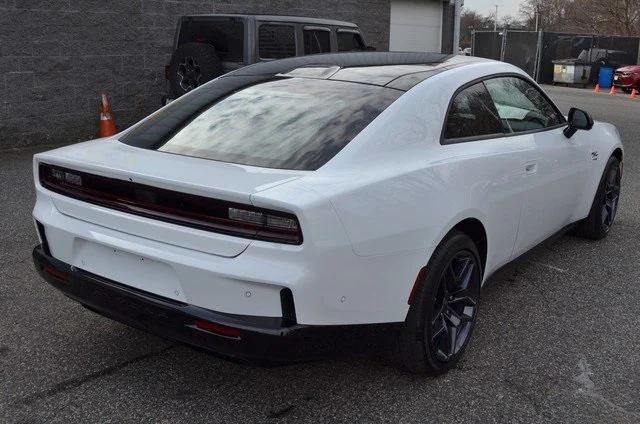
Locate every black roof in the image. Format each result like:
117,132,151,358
122,53,486,148
225,52,484,90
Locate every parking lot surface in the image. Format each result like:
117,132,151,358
2,85,639,423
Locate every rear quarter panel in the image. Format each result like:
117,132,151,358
307,62,535,279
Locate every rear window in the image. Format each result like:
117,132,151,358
337,31,365,51
259,24,296,59
147,78,401,170
178,18,244,62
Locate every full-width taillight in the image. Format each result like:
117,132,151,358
38,163,303,244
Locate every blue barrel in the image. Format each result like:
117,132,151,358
599,67,614,88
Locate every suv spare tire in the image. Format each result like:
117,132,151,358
169,42,223,97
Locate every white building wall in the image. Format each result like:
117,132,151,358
389,0,443,52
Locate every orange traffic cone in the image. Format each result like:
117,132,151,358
609,85,616,96
631,89,638,99
594,84,600,93
99,93,117,137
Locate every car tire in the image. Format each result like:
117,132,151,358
394,231,481,375
576,156,622,240
169,42,223,97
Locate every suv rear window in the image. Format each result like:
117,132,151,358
178,18,244,62
337,31,365,51
259,25,296,59
148,78,401,170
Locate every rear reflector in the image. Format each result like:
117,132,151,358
407,266,427,305
192,320,241,339
43,265,69,281
38,163,303,244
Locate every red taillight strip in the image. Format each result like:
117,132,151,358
408,266,427,305
43,265,70,281
38,163,302,244
192,319,242,339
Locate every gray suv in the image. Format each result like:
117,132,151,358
164,14,371,102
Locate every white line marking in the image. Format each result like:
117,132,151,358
527,260,569,274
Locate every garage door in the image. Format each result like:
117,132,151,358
390,0,443,52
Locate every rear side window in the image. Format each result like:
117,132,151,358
177,18,244,62
444,82,503,140
337,31,365,51
259,25,296,59
304,29,331,54
484,77,565,133
148,78,401,170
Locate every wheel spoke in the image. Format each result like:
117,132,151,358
444,306,462,327
431,315,447,341
448,325,458,356
601,205,609,225
610,200,618,222
444,263,457,291
458,260,475,291
461,305,475,321
448,293,476,308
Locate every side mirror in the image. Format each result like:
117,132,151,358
564,107,594,138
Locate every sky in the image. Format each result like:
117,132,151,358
463,0,523,19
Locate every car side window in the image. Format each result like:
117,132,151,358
444,82,504,140
258,25,296,59
337,31,365,51
484,77,565,133
303,29,331,54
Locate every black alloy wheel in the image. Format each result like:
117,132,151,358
429,251,479,362
601,164,621,232
395,231,481,375
576,156,622,240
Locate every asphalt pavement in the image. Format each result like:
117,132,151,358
1,85,639,423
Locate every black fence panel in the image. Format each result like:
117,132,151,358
472,30,640,84
503,31,539,77
472,31,502,60
539,33,593,83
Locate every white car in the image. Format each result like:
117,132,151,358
32,53,623,374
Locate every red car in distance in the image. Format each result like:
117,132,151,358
613,65,640,91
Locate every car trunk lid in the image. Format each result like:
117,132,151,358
35,139,304,257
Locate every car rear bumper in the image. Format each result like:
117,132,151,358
32,245,401,364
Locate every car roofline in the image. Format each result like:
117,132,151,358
225,52,491,90
181,14,359,28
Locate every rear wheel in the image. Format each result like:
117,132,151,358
576,156,621,240
394,231,481,375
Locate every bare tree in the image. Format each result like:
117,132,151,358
565,0,640,36
520,0,640,35
519,0,571,31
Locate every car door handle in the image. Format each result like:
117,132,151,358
524,162,537,175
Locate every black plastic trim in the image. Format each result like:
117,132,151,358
32,245,401,364
35,220,51,256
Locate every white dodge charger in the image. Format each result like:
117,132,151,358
32,53,623,374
